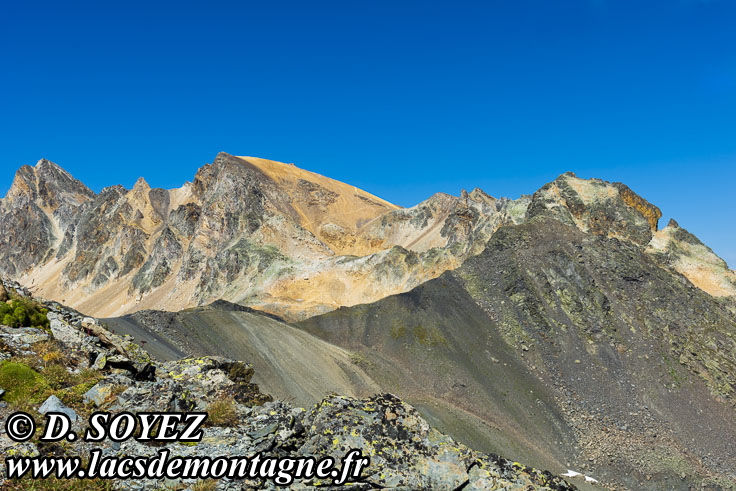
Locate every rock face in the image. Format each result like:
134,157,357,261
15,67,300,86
0,160,93,277
526,172,662,245
0,287,573,490
0,154,530,320
648,219,736,300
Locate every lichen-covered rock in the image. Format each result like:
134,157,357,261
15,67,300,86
48,314,86,347
298,393,572,490
91,352,107,370
83,382,115,407
112,356,273,414
0,326,49,350
0,436,38,460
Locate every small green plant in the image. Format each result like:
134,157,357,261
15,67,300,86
228,362,253,382
349,351,372,368
34,340,65,368
390,323,406,339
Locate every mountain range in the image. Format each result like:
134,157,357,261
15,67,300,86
2,153,736,489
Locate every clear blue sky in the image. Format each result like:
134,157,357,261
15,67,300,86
1,1,735,267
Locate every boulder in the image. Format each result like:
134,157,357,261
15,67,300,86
106,354,155,381
38,395,77,421
91,352,107,371
49,317,85,347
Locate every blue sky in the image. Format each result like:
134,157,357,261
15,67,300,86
1,1,735,266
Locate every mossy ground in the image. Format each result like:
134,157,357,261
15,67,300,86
0,340,102,418
0,361,44,403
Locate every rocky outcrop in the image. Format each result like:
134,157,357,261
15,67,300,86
648,219,736,301
526,172,662,245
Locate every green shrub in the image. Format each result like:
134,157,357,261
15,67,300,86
0,297,49,329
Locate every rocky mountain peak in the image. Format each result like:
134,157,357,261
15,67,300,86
3,159,94,211
468,187,497,205
132,176,150,191
527,172,662,246
3,165,36,203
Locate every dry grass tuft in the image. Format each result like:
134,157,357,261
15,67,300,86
204,397,239,427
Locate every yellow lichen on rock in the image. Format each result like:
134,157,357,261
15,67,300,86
618,184,662,231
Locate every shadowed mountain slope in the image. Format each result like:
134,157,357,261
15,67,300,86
298,216,736,489
102,303,380,408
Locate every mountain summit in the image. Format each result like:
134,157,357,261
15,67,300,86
1,154,734,321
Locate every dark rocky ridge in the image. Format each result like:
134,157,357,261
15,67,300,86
298,217,736,489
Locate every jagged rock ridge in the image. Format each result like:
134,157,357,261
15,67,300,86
0,154,534,319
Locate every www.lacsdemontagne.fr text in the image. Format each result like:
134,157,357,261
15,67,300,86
6,448,370,486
